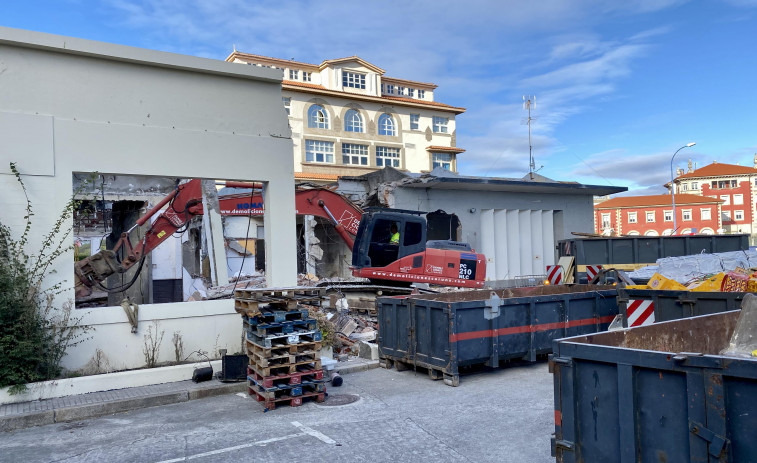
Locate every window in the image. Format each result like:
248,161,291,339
682,209,692,221
305,140,334,163
432,152,453,170
376,146,400,167
701,208,711,220
627,212,637,223
720,195,730,206
289,69,298,80
303,71,312,82
723,211,732,221
344,109,363,133
386,84,394,94
378,113,396,136
682,183,688,191
418,89,425,99
342,143,368,166
410,114,420,130
664,210,673,222
282,97,291,116
408,88,415,98
403,221,423,247
646,211,655,223
433,116,448,133
732,180,738,187
397,86,405,96
734,194,744,205
342,71,366,89
601,213,611,229
692,182,698,190
307,104,329,129
735,210,744,221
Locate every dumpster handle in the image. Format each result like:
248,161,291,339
689,420,729,457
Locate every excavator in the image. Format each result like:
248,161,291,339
74,179,486,299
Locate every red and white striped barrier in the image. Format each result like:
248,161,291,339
626,299,655,327
546,265,563,285
586,265,603,282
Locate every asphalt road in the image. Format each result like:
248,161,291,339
0,362,556,463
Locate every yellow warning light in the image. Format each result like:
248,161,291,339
544,280,550,285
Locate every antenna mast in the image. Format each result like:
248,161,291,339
523,95,536,179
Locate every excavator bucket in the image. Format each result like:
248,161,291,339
74,250,124,298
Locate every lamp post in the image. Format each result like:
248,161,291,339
670,142,696,235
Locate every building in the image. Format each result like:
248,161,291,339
594,194,723,236
337,169,625,282
669,158,757,234
226,52,465,183
0,26,295,371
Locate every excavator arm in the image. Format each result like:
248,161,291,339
74,179,204,298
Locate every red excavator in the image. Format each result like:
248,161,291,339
74,179,486,298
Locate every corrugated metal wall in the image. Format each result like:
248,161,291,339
480,209,556,280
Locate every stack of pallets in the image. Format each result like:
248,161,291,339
235,287,326,410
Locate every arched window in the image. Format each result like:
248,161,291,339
378,113,395,136
644,230,659,236
344,109,363,132
308,104,329,129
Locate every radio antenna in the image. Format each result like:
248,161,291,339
523,95,536,180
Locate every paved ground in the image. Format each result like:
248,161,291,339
0,361,556,463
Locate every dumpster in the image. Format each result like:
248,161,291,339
377,284,618,386
617,287,747,327
558,234,749,282
551,310,757,463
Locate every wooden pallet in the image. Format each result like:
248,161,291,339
249,351,320,369
248,378,326,398
245,329,322,348
246,365,324,388
248,358,323,377
245,309,310,325
244,319,318,338
248,387,325,411
246,339,321,358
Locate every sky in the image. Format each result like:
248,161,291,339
2,0,757,195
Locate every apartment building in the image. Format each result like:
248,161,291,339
594,194,723,236
226,52,465,183
670,158,757,234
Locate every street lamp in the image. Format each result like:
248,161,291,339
670,142,696,235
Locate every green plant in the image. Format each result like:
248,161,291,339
142,320,165,368
0,162,92,393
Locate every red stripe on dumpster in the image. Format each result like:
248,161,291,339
554,410,562,426
448,315,617,343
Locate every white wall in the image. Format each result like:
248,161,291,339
0,27,297,371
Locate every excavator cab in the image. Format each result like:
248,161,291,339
351,209,486,288
352,209,426,269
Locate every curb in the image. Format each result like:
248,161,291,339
1,360,378,432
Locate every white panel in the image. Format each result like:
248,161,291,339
542,211,555,267
480,209,495,280
519,210,532,275
506,210,520,277
493,210,508,280
531,211,544,274
0,112,54,176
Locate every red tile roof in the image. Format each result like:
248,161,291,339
426,145,466,154
596,194,722,209
382,95,464,111
282,80,327,91
677,162,757,180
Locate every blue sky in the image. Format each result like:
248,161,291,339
3,0,757,195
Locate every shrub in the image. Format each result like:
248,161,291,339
0,162,91,393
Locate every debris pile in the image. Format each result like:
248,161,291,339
628,250,757,292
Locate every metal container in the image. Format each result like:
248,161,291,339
558,235,749,282
617,287,747,327
551,310,757,463
377,284,618,386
